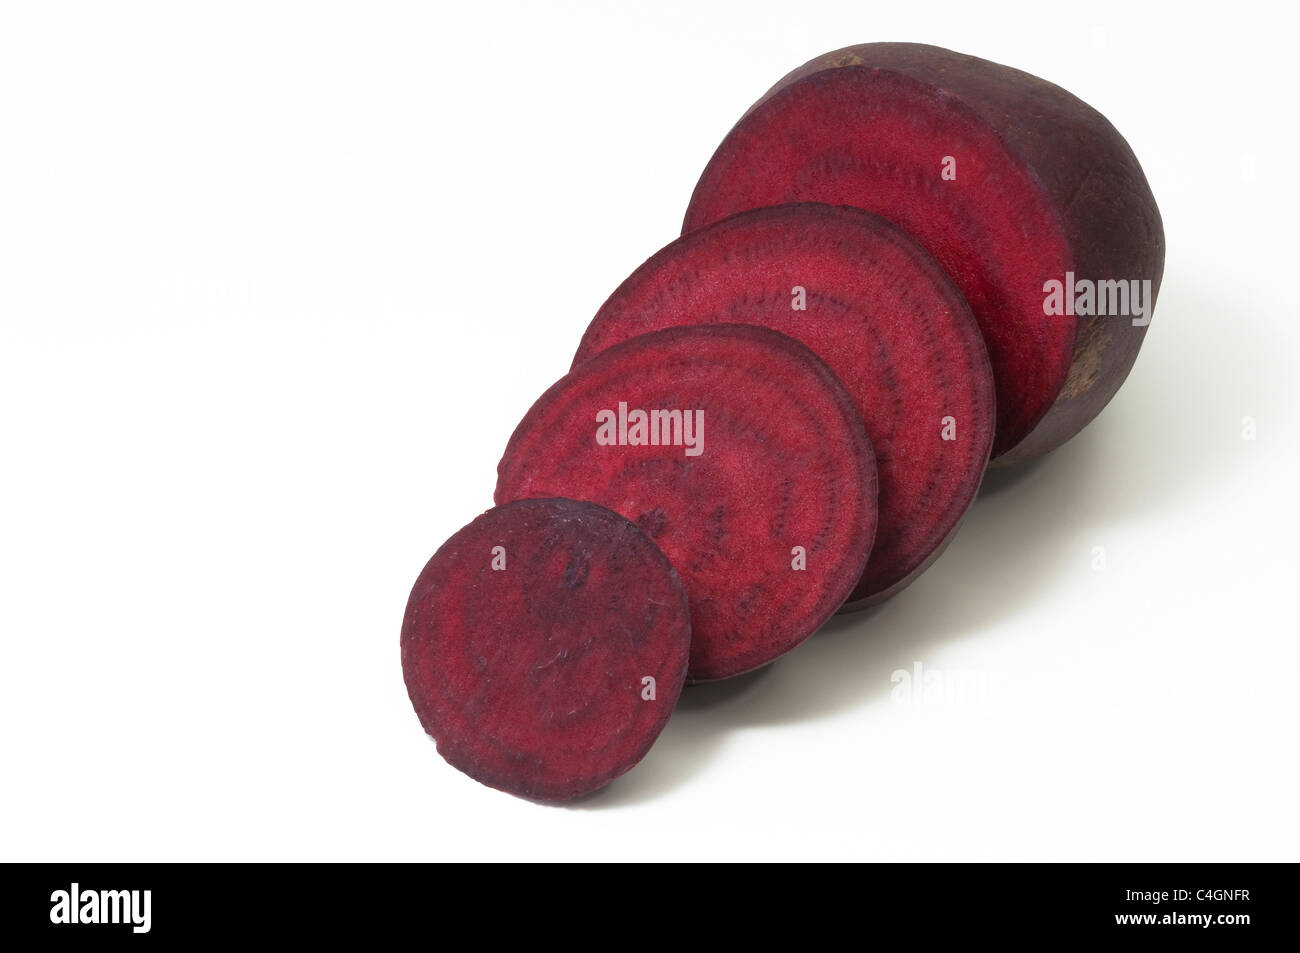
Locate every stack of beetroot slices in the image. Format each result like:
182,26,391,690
399,43,1165,802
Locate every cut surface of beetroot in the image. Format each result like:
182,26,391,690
573,203,993,609
400,498,690,802
684,42,1165,463
496,324,876,680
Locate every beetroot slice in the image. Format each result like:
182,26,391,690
684,42,1165,463
400,498,690,802
496,324,876,680
573,203,994,609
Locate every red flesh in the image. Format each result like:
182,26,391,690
400,498,691,801
496,324,876,679
573,203,993,609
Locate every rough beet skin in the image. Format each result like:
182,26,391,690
496,324,877,680
573,203,993,609
400,498,691,801
684,42,1165,464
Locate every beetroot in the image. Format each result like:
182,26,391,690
573,203,994,609
684,42,1165,463
496,324,876,680
400,498,691,801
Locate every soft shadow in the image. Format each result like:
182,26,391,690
578,272,1261,808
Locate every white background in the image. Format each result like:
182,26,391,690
2,1,1296,862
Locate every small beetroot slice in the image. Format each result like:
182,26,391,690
400,498,690,802
684,42,1165,463
574,203,993,609
496,324,876,681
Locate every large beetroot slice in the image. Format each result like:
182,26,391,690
573,203,993,609
496,324,876,680
684,42,1165,463
400,498,691,801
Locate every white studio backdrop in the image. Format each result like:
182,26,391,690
1,1,1296,861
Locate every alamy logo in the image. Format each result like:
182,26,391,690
50,882,151,934
1042,272,1152,327
595,401,704,457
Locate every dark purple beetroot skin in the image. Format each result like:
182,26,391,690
573,203,993,610
400,498,691,802
496,324,877,680
684,42,1165,464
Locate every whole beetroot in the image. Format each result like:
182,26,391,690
685,42,1165,464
